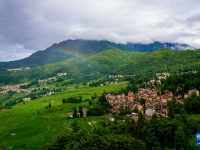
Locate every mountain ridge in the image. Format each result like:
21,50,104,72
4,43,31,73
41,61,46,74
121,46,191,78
0,39,196,69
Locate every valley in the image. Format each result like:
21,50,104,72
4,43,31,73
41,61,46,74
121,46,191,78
1,40,200,149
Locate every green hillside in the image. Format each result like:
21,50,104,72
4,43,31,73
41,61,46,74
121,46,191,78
1,48,200,86
0,48,146,85
119,49,200,75
0,39,195,69
54,47,147,76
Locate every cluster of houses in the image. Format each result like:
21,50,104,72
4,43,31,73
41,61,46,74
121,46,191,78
6,67,30,71
177,71,197,75
23,98,31,101
0,83,29,94
38,73,67,84
148,71,197,88
39,77,56,84
0,83,50,95
57,73,67,76
144,73,171,87
87,74,135,87
109,74,135,78
106,87,199,120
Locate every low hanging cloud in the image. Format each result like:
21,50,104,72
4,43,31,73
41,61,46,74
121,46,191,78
0,0,200,61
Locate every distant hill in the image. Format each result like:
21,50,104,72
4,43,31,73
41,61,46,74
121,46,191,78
118,49,200,75
0,39,196,69
1,48,200,85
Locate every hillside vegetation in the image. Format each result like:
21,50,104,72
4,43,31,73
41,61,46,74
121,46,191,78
0,48,146,85
118,49,200,75
0,39,194,68
1,48,200,86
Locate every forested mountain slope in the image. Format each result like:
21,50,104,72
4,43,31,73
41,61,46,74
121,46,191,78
118,49,200,75
1,48,200,85
0,39,196,68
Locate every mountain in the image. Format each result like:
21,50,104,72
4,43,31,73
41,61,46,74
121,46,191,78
124,42,197,52
1,48,200,85
0,39,196,69
118,48,200,75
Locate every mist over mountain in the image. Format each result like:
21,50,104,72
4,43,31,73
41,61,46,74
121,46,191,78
0,39,196,69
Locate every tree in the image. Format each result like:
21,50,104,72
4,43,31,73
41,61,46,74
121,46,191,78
49,102,51,108
89,100,92,106
191,92,197,100
135,111,146,140
71,120,80,133
79,106,83,117
143,104,146,115
127,105,131,114
73,107,78,118
87,105,104,116
120,105,124,115
167,101,175,119
78,96,82,103
134,107,139,113
184,97,190,113
174,126,188,150
157,90,161,96
140,98,146,114
140,98,145,105
189,96,200,114
144,113,161,149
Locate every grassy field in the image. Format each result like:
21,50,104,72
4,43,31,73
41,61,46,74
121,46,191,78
0,81,127,150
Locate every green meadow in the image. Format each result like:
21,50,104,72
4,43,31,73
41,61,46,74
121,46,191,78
0,81,127,150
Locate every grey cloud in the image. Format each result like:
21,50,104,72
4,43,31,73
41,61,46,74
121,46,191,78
0,0,200,61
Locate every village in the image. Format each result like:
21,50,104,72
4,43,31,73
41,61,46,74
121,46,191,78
6,67,30,71
0,72,68,94
0,82,30,94
106,87,199,121
0,73,68,102
38,73,67,84
0,71,198,113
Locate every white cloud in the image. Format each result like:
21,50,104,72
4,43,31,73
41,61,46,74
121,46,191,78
0,0,200,61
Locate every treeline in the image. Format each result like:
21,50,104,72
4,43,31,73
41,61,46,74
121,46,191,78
62,96,82,103
45,111,198,150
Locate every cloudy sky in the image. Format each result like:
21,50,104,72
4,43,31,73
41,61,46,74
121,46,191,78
0,0,200,61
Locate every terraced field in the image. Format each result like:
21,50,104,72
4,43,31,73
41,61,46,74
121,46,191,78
0,82,127,149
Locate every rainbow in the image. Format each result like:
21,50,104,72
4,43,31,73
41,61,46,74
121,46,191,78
47,49,85,59
45,48,104,73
